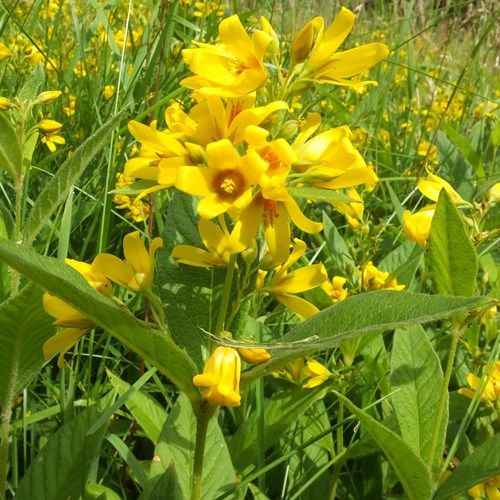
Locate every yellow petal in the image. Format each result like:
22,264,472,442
274,264,327,294
171,245,225,267
43,327,88,365
312,8,353,62
276,294,319,319
93,253,134,288
284,197,323,234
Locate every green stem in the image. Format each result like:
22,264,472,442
214,254,237,336
427,321,461,468
0,397,13,500
191,402,215,500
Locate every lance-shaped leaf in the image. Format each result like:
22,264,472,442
0,112,22,180
336,392,433,500
429,189,478,297
241,291,491,383
0,236,199,401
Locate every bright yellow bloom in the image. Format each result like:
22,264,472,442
458,362,500,404
193,346,241,407
291,8,389,87
487,182,500,203
274,356,332,388
38,119,65,153
360,262,405,291
262,239,328,319
171,218,243,267
229,127,322,263
0,42,11,59
331,188,364,229
176,138,265,219
418,172,468,205
0,97,11,111
113,173,150,222
93,231,163,293
103,85,116,100
34,90,62,105
467,475,500,499
322,276,348,302
63,95,76,117
237,345,271,364
43,260,113,367
181,15,272,96
292,113,378,190
403,204,436,248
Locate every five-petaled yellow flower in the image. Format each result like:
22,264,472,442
181,15,272,97
458,361,500,406
193,346,242,407
274,356,332,388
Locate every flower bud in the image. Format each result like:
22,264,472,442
0,97,11,111
185,142,206,165
290,20,316,63
37,119,63,134
279,120,299,141
34,90,62,105
0,42,11,60
238,345,271,364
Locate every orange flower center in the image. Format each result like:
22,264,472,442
263,199,279,227
214,170,245,199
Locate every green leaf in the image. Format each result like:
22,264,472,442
288,186,353,203
336,392,433,500
441,121,483,174
241,291,491,383
228,387,327,471
491,120,500,147
434,433,500,500
15,400,111,500
84,483,122,500
322,213,356,276
429,190,478,296
390,325,446,468
157,192,226,370
152,393,236,499
23,110,127,246
0,284,55,406
107,370,167,443
0,113,22,179
379,241,424,288
0,236,199,401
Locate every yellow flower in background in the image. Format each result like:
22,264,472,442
360,261,405,291
171,218,242,267
43,260,113,367
63,95,76,117
467,475,500,499
418,172,468,205
103,85,116,100
417,140,438,168
37,119,65,153
0,97,11,110
403,204,436,248
322,276,348,302
176,138,265,219
262,239,328,319
93,231,163,293
458,362,500,404
292,113,378,190
0,42,11,59
34,90,62,105
487,182,500,203
274,356,332,388
193,346,241,407
181,15,272,96
113,173,150,222
291,8,389,87
331,188,364,229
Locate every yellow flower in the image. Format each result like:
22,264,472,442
403,204,436,248
43,260,113,367
262,239,328,319
418,172,468,205
181,15,272,96
93,231,163,293
360,262,405,291
274,356,332,388
467,475,500,499
193,346,241,407
292,8,389,87
34,90,62,105
458,362,500,404
0,97,11,110
171,218,243,267
103,85,116,100
487,182,500,203
237,346,271,364
229,127,323,263
292,113,378,190
38,119,65,153
0,42,12,59
176,138,265,219
113,173,150,222
63,95,76,117
331,188,364,229
322,276,348,302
